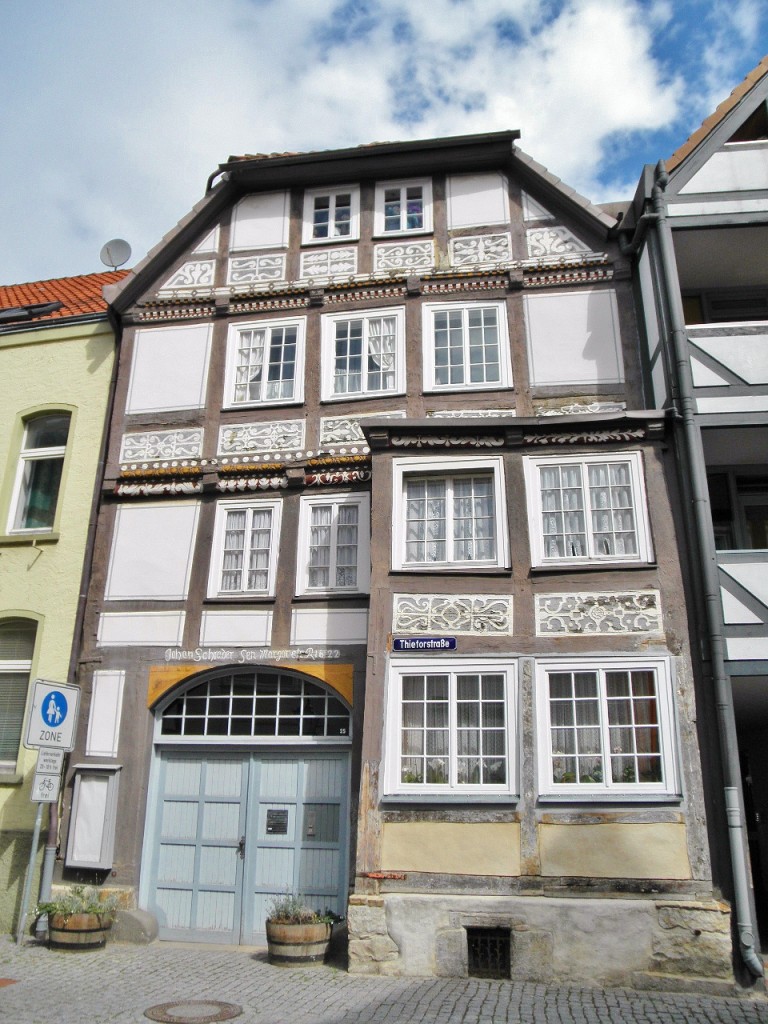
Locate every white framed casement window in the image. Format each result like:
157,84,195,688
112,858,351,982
224,316,306,408
296,493,371,595
207,498,283,598
374,178,433,235
302,186,360,244
422,301,512,392
0,619,36,771
524,452,653,567
535,657,679,799
384,657,516,797
8,413,70,533
321,307,405,400
392,456,509,571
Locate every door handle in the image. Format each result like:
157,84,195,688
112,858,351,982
237,835,246,859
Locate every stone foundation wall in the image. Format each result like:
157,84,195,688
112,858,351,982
347,892,733,986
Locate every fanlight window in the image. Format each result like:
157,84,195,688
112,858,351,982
161,671,350,739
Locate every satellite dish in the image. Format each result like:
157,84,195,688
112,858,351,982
99,238,132,270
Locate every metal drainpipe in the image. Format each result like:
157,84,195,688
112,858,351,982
625,162,763,978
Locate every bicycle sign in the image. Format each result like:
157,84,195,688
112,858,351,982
24,680,80,751
30,747,65,804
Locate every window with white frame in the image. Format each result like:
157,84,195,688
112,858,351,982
392,456,509,570
0,619,36,769
321,307,405,400
385,659,515,796
296,493,370,595
225,317,305,407
9,413,70,533
524,452,653,567
302,186,360,244
374,178,432,235
422,301,512,392
208,499,283,597
536,658,678,797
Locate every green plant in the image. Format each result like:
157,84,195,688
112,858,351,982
266,893,340,925
36,884,118,922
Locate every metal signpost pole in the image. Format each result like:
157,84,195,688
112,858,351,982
16,802,44,946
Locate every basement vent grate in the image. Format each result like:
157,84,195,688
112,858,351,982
466,926,511,979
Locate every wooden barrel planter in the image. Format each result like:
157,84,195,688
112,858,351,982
265,920,332,967
48,912,112,951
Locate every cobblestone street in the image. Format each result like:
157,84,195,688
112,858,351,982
0,941,767,1024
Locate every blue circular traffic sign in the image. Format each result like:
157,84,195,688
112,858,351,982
41,691,68,728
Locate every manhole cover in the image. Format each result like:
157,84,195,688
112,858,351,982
144,1000,243,1023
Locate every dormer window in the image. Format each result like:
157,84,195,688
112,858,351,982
302,186,360,244
374,178,433,236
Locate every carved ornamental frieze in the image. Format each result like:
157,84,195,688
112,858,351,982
300,248,357,279
427,409,514,419
374,240,434,273
526,226,590,259
393,595,513,635
218,420,305,455
450,233,512,267
120,429,204,462
159,260,216,292
227,254,286,285
320,412,405,445
536,592,662,635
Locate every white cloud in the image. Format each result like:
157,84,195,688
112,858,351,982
0,0,764,283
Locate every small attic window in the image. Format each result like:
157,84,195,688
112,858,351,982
727,102,768,143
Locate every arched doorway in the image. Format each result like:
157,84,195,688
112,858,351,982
140,667,351,944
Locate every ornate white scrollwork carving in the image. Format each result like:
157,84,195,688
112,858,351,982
393,595,513,635
374,241,434,272
526,227,590,259
227,254,286,285
120,429,204,462
160,260,216,290
536,591,662,635
300,248,357,279
218,420,305,454
450,233,512,267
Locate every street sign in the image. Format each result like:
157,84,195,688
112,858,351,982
30,747,64,803
24,680,80,751
393,636,457,652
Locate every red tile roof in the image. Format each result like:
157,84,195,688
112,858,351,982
667,56,768,171
0,270,130,322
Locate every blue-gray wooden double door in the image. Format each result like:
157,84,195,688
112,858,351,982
146,751,349,943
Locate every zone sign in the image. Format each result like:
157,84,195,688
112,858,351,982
24,680,81,751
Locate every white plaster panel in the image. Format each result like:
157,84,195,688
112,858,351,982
126,324,212,413
696,396,768,413
193,226,220,253
692,334,768,385
524,289,623,385
522,191,555,222
680,146,768,194
290,608,368,645
105,503,200,600
97,612,186,647
200,611,273,646
231,192,290,250
691,357,730,388
720,589,761,625
669,199,768,217
86,670,126,757
726,637,768,660
720,562,768,609
447,172,509,228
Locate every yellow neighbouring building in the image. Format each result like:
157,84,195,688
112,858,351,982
0,271,126,935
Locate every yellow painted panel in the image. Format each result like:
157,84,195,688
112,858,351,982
539,822,691,879
382,822,520,876
148,661,354,707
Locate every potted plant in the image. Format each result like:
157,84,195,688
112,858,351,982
265,894,338,967
36,884,118,950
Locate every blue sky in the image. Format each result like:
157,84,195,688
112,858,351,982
1,0,766,284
